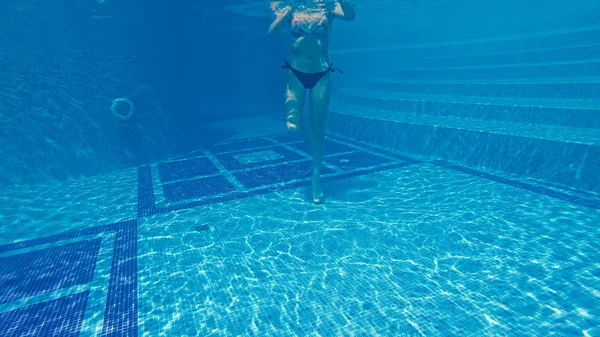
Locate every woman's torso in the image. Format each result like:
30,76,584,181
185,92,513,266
289,6,333,72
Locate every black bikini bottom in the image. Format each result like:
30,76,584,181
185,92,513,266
282,60,343,89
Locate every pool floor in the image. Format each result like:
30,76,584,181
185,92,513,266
1,133,599,337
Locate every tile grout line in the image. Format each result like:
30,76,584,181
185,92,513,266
201,149,248,191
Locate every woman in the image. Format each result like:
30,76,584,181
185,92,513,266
268,0,356,204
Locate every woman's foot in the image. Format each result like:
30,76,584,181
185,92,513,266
288,123,311,144
312,172,324,204
287,122,301,136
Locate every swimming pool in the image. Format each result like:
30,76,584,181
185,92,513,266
1,129,599,336
1,1,600,337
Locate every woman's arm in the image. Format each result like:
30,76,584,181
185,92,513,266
267,5,292,36
332,0,356,21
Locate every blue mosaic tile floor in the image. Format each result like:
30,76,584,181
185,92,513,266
1,134,599,336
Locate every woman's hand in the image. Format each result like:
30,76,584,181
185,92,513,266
269,2,292,17
267,4,293,36
280,5,292,17
333,0,356,21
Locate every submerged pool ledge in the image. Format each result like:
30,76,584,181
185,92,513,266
327,104,600,194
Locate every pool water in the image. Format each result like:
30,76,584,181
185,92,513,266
1,130,599,336
2,0,600,336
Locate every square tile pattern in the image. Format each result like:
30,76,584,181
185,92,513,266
137,136,405,215
0,220,138,337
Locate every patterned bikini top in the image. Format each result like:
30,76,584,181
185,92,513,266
289,5,332,37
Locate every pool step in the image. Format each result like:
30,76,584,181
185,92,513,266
394,59,600,80
337,88,600,129
417,43,600,67
364,77,600,99
327,100,600,193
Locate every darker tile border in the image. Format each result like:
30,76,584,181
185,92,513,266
138,166,157,218
0,220,138,337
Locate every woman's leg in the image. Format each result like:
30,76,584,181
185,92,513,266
285,70,306,135
309,72,332,204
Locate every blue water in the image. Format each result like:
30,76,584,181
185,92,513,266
1,0,600,336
